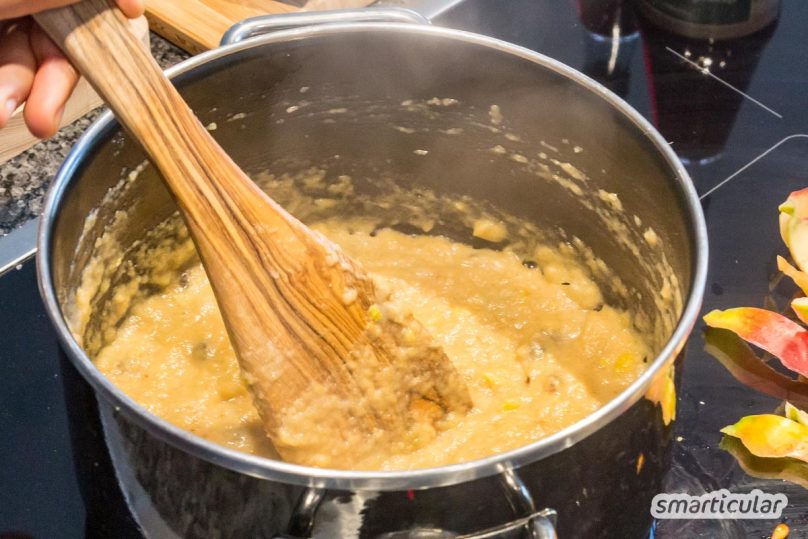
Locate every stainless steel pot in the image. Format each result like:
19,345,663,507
37,10,708,538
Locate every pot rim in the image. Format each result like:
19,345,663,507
37,22,708,491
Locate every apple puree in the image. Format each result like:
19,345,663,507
93,215,650,470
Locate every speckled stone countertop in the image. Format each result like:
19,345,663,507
0,35,189,236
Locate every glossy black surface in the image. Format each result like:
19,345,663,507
2,0,808,537
0,262,82,538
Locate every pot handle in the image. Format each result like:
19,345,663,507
274,469,557,539
485,468,558,539
274,509,557,539
377,469,559,538
221,7,430,46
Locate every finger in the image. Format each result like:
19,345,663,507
24,23,78,138
115,0,145,19
0,19,36,128
0,1,81,20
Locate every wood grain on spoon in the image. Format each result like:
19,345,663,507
34,0,471,467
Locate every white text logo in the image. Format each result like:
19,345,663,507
652,489,787,519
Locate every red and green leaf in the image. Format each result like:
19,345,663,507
704,307,808,378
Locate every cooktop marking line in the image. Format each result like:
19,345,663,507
665,46,783,119
699,134,808,200
0,218,38,276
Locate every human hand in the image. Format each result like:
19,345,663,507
0,0,144,138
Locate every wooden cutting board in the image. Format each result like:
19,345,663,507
145,0,375,54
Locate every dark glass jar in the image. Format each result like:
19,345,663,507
637,0,779,39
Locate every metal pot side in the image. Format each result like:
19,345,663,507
37,24,707,537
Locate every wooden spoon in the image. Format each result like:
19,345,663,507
35,0,471,467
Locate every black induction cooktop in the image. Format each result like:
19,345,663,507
4,1,808,537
